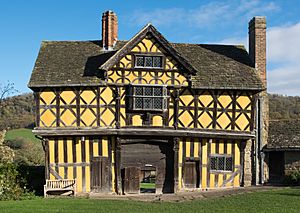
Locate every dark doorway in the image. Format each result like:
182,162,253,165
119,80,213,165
269,151,285,183
121,139,174,194
184,160,200,188
121,166,141,194
91,156,109,192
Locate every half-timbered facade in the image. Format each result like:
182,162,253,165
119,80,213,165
28,11,267,195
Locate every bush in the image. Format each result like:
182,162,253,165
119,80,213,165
284,170,300,185
0,163,35,200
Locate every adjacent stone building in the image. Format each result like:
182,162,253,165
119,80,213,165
265,120,300,183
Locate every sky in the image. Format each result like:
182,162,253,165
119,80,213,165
0,0,300,96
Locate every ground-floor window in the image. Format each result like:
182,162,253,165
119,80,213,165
210,155,233,172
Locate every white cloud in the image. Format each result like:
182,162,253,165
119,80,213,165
219,22,300,96
128,0,279,28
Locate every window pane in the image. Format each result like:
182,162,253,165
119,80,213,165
135,98,143,109
136,56,144,67
144,98,152,109
153,56,162,68
144,87,152,96
145,57,152,67
225,157,233,171
153,87,162,96
218,157,225,171
153,98,162,109
210,157,217,170
135,87,143,96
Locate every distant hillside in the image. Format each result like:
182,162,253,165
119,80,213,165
0,93,34,130
0,92,299,130
269,94,300,120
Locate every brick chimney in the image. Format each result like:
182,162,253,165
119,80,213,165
248,17,267,87
102,10,118,51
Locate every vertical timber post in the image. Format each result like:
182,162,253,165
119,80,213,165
173,89,180,130
115,137,122,194
173,137,179,192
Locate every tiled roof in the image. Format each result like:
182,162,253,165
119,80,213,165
28,40,263,90
266,120,300,150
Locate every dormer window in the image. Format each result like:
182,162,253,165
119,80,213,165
135,55,163,68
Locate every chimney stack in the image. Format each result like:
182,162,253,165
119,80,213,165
102,10,118,51
248,17,267,87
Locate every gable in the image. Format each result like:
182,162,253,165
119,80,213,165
106,34,188,86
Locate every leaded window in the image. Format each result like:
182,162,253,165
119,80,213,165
135,55,163,68
210,155,233,172
127,85,168,111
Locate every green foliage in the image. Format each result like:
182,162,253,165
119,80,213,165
5,128,39,143
5,137,44,166
0,163,35,200
269,94,300,120
284,170,300,185
0,93,34,130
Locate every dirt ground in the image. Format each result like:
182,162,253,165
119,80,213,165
88,186,283,202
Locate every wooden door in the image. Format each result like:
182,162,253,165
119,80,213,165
184,161,199,188
122,166,140,194
91,157,109,192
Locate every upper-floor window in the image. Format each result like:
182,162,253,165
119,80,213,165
127,85,168,111
135,55,163,68
210,155,233,172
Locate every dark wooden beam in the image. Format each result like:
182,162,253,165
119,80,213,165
173,137,179,192
33,128,256,140
115,137,122,195
173,88,180,130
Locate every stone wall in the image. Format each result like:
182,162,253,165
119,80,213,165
284,151,300,175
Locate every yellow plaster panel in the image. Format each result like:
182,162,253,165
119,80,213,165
198,112,213,129
216,112,231,130
120,108,126,127
165,57,178,70
132,115,143,126
236,113,250,131
234,141,240,187
218,174,224,187
67,138,73,179
40,91,56,105
119,55,132,68
102,137,108,157
186,139,190,158
60,90,76,105
152,115,163,126
93,139,99,157
100,87,114,105
80,90,96,105
201,139,207,189
100,108,115,127
218,94,232,109
40,109,56,127
194,139,199,158
75,138,82,192
210,140,216,154
237,96,251,110
85,141,90,192
58,139,64,178
219,141,224,154
178,110,193,128
179,91,194,107
210,174,215,188
80,108,97,127
60,109,76,127
199,92,213,107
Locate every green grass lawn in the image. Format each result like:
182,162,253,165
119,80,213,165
0,188,299,213
5,128,39,143
140,182,156,189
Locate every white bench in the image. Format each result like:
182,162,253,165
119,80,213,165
44,179,76,197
